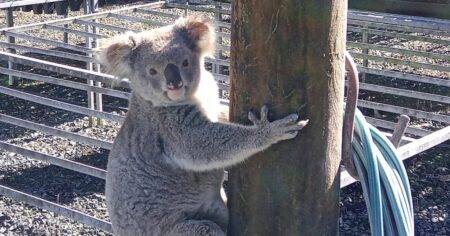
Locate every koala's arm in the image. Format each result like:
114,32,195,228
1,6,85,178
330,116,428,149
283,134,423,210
165,106,308,171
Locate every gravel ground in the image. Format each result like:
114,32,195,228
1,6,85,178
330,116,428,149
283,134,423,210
0,1,448,235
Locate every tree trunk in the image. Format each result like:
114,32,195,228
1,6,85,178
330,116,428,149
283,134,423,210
227,0,347,235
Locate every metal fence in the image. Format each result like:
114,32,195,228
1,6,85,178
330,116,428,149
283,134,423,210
0,0,448,232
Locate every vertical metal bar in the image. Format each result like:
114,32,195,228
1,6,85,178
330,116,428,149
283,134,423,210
5,9,15,86
63,12,69,43
361,23,369,82
84,0,96,126
214,2,223,98
91,0,103,126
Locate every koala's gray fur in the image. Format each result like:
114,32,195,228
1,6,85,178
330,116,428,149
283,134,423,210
96,16,308,236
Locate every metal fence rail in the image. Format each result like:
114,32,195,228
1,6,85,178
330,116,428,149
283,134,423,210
0,0,448,233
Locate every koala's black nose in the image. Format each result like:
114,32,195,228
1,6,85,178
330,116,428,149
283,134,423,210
164,63,183,90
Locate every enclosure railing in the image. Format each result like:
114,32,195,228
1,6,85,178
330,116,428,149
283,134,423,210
0,0,448,232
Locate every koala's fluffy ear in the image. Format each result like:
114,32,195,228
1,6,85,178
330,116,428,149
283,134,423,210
95,32,140,77
174,16,215,56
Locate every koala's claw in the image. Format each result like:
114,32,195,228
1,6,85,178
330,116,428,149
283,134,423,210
248,105,270,125
260,105,269,120
249,106,309,143
272,114,308,141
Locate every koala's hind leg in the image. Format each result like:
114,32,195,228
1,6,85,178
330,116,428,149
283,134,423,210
169,220,226,236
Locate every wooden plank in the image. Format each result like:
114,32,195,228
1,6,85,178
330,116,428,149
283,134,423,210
0,185,112,232
0,113,113,150
0,141,107,179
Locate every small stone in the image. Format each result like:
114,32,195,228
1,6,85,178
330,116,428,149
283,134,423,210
438,217,444,222
431,217,439,223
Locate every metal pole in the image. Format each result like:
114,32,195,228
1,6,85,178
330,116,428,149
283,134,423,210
5,8,15,86
84,0,96,126
91,0,103,126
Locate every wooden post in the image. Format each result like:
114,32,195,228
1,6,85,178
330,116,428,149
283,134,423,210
227,0,346,235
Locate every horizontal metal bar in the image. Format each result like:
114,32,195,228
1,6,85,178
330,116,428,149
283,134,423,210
352,82,450,104
165,3,231,15
74,19,135,33
3,31,90,54
0,51,130,89
212,74,230,84
0,86,125,123
107,13,168,27
0,68,130,100
0,184,112,232
134,8,179,19
348,9,450,32
359,67,450,87
0,41,93,63
0,113,113,150
357,100,450,124
216,31,230,38
205,57,230,66
0,141,106,179
348,19,449,37
216,44,230,52
351,52,450,72
397,126,450,159
44,24,105,39
1,1,166,32
0,0,63,9
365,116,431,137
348,42,450,61
348,26,450,45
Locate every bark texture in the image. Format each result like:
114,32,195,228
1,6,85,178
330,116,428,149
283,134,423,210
227,0,347,235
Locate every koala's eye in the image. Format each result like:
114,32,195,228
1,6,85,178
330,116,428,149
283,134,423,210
182,59,189,67
149,68,158,75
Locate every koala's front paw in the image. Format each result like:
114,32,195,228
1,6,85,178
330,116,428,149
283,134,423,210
248,105,308,143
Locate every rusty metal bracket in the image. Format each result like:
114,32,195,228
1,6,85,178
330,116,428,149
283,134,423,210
342,51,360,180
390,115,410,148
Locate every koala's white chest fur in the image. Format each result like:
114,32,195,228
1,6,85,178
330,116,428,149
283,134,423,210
194,70,221,122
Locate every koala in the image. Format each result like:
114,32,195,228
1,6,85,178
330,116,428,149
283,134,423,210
96,16,308,236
